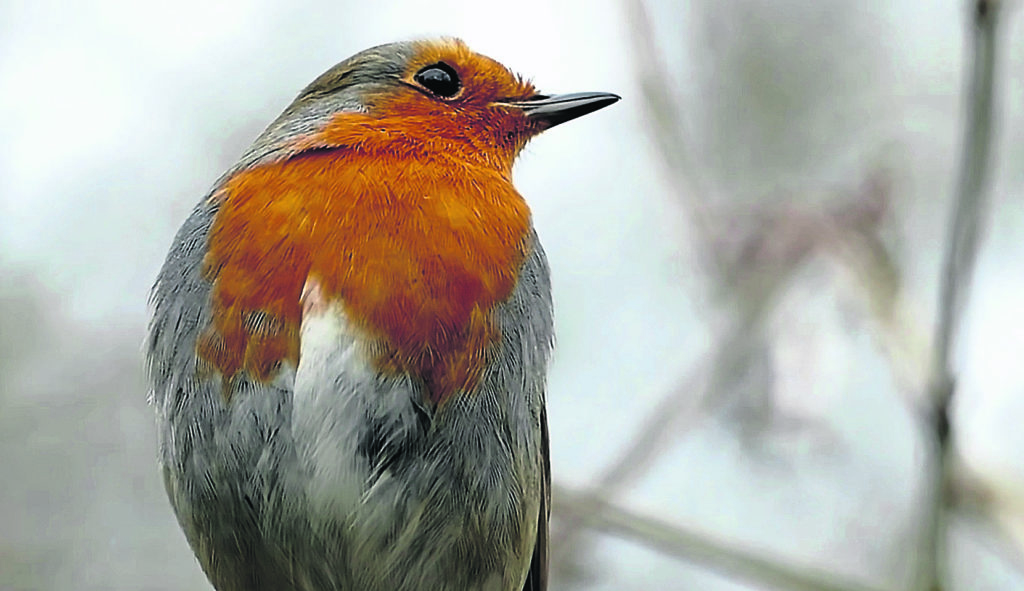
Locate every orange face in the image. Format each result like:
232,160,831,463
317,39,544,173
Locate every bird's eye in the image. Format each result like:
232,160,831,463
414,63,461,98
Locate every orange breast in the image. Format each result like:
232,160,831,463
197,145,532,404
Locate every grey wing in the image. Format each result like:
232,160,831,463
522,406,550,591
515,233,553,591
146,198,299,591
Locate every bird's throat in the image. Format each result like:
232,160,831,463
197,149,532,404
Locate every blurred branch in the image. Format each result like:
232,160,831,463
819,171,930,402
625,0,718,267
553,483,894,591
825,231,928,398
918,1,1004,590
952,467,1024,576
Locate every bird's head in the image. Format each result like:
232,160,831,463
251,38,620,172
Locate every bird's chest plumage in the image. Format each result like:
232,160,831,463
198,148,532,404
148,159,553,590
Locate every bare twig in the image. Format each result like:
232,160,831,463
918,1,1004,589
553,483,895,591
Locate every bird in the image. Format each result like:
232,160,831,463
146,37,618,591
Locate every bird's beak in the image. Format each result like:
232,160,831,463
502,92,621,128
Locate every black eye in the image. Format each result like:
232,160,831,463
414,62,461,98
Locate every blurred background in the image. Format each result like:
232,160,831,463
1,0,1023,589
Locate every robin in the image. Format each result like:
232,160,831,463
146,38,618,591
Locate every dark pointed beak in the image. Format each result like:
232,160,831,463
503,92,620,128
